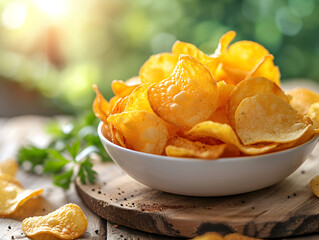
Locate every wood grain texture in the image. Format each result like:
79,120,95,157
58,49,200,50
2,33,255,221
76,147,319,239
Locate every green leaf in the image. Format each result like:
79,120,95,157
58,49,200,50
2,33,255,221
17,146,49,172
67,141,80,160
53,169,74,189
48,149,69,163
43,151,69,174
79,158,97,184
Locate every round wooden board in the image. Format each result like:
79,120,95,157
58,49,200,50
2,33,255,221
76,146,319,239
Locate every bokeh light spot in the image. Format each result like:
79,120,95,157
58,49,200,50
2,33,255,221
1,2,27,30
289,0,314,17
276,7,302,36
34,0,68,18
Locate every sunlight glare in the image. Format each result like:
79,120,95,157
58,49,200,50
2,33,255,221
34,0,67,18
1,2,27,30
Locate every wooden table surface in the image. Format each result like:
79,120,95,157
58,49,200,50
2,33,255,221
1,81,319,240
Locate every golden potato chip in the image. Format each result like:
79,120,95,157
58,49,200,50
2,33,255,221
0,180,43,216
235,94,312,145
222,144,241,158
110,96,128,115
308,102,319,130
172,41,218,73
124,83,153,112
226,77,289,128
22,203,87,240
112,80,139,97
125,76,141,85
310,175,319,197
186,121,277,155
0,158,18,176
92,84,110,123
107,111,169,154
213,63,233,84
211,30,236,58
191,232,224,240
217,81,235,109
139,53,178,84
109,95,120,110
101,123,112,141
209,107,230,125
244,54,274,80
0,173,22,187
222,40,280,84
110,125,126,148
165,136,226,159
148,55,219,128
286,88,319,115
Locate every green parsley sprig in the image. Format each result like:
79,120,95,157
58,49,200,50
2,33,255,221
17,112,111,189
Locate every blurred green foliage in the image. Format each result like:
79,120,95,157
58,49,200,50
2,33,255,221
0,0,318,113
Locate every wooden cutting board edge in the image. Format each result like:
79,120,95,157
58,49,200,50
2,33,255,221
75,163,319,239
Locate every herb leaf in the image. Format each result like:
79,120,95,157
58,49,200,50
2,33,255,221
53,169,74,189
17,112,111,189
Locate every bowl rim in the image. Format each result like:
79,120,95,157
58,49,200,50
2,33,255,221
98,121,319,163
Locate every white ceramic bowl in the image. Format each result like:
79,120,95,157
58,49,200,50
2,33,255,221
98,122,319,197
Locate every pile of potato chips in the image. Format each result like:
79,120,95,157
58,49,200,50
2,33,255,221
0,158,87,239
0,159,43,217
93,31,319,159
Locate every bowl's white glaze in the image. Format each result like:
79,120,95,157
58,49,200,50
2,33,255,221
98,122,319,196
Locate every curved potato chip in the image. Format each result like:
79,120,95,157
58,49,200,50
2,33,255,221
0,173,22,187
222,40,280,84
148,55,218,128
0,158,18,176
110,96,128,115
165,136,226,159
125,76,141,85
308,102,319,130
0,180,43,216
244,55,280,86
139,53,178,84
107,111,169,154
235,94,312,145
22,203,87,240
92,85,110,123
124,83,153,112
186,121,277,155
172,41,218,73
217,80,235,109
111,80,139,97
286,88,319,115
209,107,230,125
222,144,241,158
211,30,236,57
226,77,289,128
